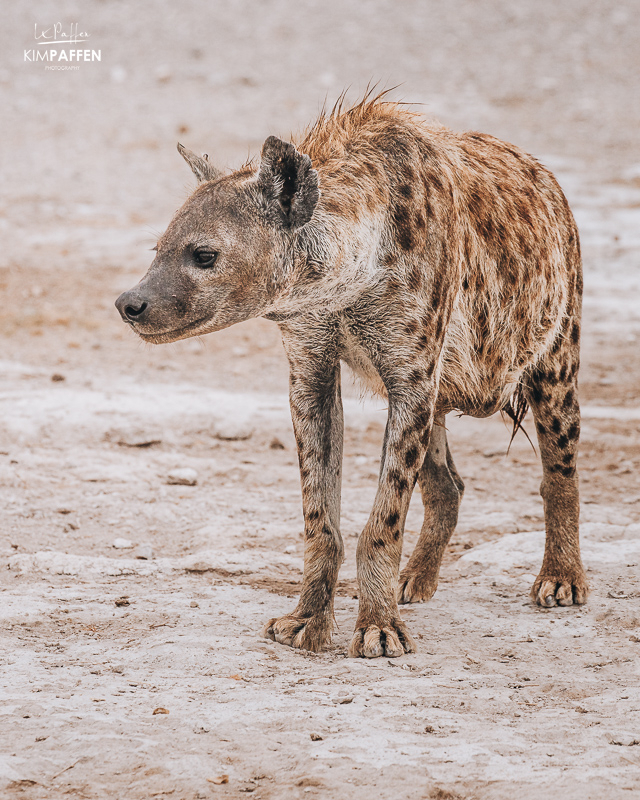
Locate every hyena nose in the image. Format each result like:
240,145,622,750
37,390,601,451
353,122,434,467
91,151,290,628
115,291,148,323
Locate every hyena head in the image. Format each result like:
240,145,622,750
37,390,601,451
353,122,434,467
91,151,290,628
115,137,319,343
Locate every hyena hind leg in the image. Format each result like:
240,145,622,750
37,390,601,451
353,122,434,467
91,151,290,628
398,416,464,604
526,349,588,607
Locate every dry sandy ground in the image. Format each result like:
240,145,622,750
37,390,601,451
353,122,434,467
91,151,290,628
1,2,640,798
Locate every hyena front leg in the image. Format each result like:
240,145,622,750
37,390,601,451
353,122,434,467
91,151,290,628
525,327,588,607
349,396,436,658
398,415,464,604
263,324,344,652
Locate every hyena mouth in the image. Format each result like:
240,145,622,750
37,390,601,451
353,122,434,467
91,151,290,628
135,316,212,343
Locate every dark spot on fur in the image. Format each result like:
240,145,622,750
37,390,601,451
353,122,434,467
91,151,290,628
551,417,561,434
562,452,573,464
427,170,444,193
561,466,575,477
373,538,386,549
385,277,402,297
398,183,413,199
559,365,567,382
323,198,342,215
567,423,579,440
404,446,419,469
393,529,400,541
389,469,408,495
563,389,574,409
413,409,431,431
434,314,444,342
393,203,415,251
571,323,580,344
536,421,547,435
386,511,400,528
557,434,569,450
431,271,444,308
404,320,418,336
306,509,320,521
408,369,422,386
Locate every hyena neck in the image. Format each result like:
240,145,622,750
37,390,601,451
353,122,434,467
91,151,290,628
269,211,384,318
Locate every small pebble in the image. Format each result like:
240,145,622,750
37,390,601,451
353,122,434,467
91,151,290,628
310,733,323,741
134,544,154,560
115,597,130,607
167,468,198,486
207,775,229,785
215,422,253,441
51,373,65,382
113,538,134,549
190,601,199,608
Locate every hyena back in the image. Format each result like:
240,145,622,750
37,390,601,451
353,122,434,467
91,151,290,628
116,94,587,658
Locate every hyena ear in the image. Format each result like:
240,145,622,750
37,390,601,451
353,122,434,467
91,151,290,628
256,136,319,228
177,142,222,183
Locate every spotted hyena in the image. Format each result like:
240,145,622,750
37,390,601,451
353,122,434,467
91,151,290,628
116,92,587,659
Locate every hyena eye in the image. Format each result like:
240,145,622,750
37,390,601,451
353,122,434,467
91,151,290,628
193,248,219,268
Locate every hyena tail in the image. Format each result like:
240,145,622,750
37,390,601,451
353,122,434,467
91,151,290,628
503,383,533,453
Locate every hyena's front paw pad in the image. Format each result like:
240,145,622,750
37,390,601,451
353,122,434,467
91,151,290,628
262,614,331,653
397,570,438,604
531,572,589,607
348,621,416,659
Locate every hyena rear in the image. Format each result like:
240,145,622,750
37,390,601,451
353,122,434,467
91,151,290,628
116,93,587,658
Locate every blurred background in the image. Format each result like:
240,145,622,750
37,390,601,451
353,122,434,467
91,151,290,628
3,1,640,214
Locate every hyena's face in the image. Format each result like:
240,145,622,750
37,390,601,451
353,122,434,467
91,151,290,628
115,138,319,344
116,179,278,344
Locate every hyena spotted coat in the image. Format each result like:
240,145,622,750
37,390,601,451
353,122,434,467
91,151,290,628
116,93,587,658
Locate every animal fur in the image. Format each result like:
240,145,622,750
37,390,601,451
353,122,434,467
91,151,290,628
116,91,587,658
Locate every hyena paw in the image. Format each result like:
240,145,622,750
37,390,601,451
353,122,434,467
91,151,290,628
397,569,438,604
531,570,589,607
348,620,416,659
262,613,331,653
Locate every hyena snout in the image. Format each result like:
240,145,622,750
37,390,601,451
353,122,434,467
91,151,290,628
115,290,150,324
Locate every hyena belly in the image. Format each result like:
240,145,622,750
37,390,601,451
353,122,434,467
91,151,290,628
436,137,578,418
